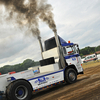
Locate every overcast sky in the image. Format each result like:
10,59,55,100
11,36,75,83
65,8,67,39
0,0,100,67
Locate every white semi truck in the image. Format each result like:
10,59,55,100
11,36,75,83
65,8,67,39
0,35,83,100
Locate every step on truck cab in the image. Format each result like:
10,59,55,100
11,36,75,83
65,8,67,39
0,36,83,100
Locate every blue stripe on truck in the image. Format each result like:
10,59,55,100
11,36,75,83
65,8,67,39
64,54,79,59
27,69,64,81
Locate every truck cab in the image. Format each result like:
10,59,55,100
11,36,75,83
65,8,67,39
39,36,83,75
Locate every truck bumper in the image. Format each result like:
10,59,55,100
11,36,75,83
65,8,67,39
78,68,84,74
78,71,84,74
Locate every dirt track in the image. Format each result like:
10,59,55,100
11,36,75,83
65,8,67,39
32,65,100,100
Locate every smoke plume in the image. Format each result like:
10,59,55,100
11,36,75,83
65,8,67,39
0,0,57,37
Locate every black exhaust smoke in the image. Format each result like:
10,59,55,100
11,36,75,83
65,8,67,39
0,0,60,61
0,0,57,37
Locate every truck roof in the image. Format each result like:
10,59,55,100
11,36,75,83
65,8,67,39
59,36,74,46
61,43,74,47
45,36,74,50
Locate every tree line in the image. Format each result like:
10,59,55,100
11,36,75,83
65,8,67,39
0,59,39,74
80,45,100,57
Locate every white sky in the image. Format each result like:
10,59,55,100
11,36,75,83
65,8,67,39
0,0,100,67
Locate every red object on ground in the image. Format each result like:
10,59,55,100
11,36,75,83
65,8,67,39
0,73,1,75
9,71,16,75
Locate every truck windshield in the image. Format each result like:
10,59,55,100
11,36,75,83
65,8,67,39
63,45,79,56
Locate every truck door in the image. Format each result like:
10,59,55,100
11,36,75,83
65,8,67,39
63,45,82,71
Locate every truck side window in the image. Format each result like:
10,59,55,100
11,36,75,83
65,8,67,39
90,56,92,58
93,55,95,57
87,57,89,59
67,47,73,55
67,46,76,55
63,46,77,56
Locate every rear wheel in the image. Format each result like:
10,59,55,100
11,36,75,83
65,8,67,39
65,68,77,84
6,80,32,100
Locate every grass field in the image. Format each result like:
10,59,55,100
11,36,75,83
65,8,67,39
82,59,100,69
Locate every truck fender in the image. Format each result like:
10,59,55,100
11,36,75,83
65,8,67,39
7,79,33,91
64,65,78,77
6,79,33,100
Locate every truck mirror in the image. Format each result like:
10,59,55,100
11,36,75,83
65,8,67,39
76,44,80,54
78,48,80,54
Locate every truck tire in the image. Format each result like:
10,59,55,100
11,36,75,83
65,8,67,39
6,80,32,100
65,68,77,84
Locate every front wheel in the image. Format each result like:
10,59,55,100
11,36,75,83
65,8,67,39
6,80,32,100
65,68,77,84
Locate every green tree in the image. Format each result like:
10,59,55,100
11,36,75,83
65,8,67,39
0,59,39,74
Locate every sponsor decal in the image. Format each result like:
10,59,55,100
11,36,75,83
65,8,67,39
76,57,79,63
72,57,76,61
35,77,49,85
56,80,58,82
33,88,35,90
